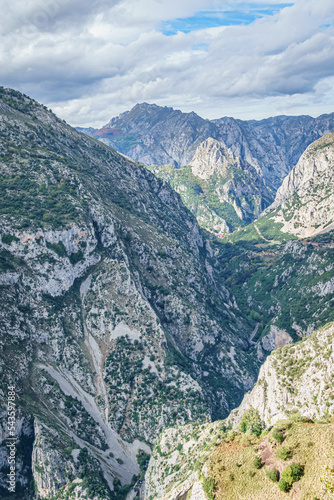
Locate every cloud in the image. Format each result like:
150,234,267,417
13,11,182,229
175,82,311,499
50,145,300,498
0,0,334,126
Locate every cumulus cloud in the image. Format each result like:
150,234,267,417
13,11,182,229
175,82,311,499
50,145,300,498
0,0,333,125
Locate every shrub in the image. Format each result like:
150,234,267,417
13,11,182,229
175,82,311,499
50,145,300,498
69,249,84,265
202,477,215,500
46,241,67,257
267,468,279,482
2,233,19,244
279,478,291,492
276,446,292,460
253,456,264,469
281,463,304,487
272,428,284,443
238,407,263,436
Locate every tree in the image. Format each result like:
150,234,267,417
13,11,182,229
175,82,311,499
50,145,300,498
272,428,284,443
276,446,292,460
238,407,263,436
278,478,291,492
281,463,304,487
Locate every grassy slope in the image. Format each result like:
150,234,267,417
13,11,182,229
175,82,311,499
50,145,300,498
207,420,334,499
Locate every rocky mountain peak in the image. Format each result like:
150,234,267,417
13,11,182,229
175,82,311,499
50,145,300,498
189,137,239,180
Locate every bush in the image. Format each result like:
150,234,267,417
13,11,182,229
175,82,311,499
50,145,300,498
272,428,284,443
276,446,292,460
267,468,279,482
69,250,84,265
279,478,291,492
282,463,304,484
238,407,263,436
202,477,215,500
2,233,19,244
253,456,264,469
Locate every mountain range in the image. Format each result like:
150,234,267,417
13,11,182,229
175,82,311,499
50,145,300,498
77,103,334,192
0,87,333,499
78,104,334,235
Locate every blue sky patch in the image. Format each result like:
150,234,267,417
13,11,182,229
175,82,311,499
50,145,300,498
160,3,293,35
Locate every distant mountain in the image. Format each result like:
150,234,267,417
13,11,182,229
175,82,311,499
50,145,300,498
222,133,334,244
149,138,273,234
78,104,334,192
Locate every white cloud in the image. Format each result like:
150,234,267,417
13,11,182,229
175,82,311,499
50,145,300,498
0,0,334,126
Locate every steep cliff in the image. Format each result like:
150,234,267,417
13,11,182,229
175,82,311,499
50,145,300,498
145,322,334,500
228,322,334,428
264,133,334,238
0,88,256,499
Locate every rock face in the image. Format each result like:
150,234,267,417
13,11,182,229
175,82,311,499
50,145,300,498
145,421,221,500
189,137,272,224
264,133,334,238
145,322,334,500
79,103,334,192
189,137,238,180
228,322,334,428
148,137,272,235
0,88,258,499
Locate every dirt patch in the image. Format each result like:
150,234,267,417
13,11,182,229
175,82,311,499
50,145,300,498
258,436,290,473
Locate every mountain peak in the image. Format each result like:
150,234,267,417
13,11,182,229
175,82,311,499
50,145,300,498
189,137,237,180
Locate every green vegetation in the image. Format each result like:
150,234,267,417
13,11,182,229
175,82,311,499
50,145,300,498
147,165,248,233
202,477,215,500
137,450,150,479
238,407,263,436
155,417,334,500
276,446,292,460
266,468,279,482
222,212,296,245
0,174,81,229
279,463,304,491
253,455,264,469
46,241,67,257
272,428,284,444
76,447,111,499
2,233,19,244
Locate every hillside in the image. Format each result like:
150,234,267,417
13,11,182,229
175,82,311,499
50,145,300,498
0,88,257,499
148,138,273,235
262,132,334,238
145,322,334,500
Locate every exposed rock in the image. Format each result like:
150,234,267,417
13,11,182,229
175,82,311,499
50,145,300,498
261,325,293,352
228,322,334,428
79,103,334,191
264,133,334,238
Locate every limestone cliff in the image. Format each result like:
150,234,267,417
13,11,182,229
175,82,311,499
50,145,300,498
228,322,334,428
0,88,256,499
264,133,334,238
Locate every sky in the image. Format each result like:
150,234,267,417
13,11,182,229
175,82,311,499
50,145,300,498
0,0,334,127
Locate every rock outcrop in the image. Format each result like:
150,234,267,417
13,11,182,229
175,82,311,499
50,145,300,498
264,133,334,238
228,322,334,428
